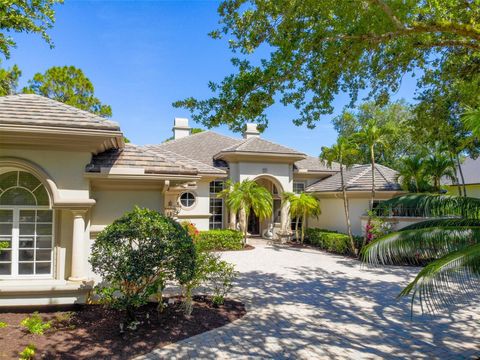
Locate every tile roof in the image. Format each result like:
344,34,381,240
87,144,198,175
144,145,226,175
306,164,401,192
216,137,306,157
151,131,242,169
295,156,340,173
441,157,480,186
0,94,120,131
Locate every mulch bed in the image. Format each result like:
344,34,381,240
0,295,246,359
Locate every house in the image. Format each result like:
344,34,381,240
0,94,403,306
442,157,480,198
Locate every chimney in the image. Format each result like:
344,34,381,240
243,123,260,139
173,117,191,140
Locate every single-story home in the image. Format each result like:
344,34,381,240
0,94,404,306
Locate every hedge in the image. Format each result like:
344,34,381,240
304,228,357,256
195,230,244,251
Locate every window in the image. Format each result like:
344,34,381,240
0,171,53,278
179,192,196,208
293,181,306,194
209,181,224,230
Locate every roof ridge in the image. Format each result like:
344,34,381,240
346,165,370,187
154,130,240,148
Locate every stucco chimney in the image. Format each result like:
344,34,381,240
243,123,260,139
173,118,191,140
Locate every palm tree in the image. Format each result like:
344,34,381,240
396,154,428,193
462,107,480,138
285,192,321,244
320,137,359,254
424,152,456,192
217,180,237,230
225,179,273,244
353,119,391,210
362,194,480,313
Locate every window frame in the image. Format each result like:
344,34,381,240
209,180,224,230
179,191,197,209
0,206,54,280
293,181,306,194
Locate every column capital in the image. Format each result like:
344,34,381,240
70,209,88,217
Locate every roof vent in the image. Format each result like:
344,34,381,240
173,117,191,140
243,123,260,139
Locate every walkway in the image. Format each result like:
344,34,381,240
142,240,480,359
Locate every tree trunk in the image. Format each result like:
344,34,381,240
370,145,376,210
456,154,467,197
229,209,237,230
295,216,300,242
239,208,247,245
301,211,306,244
449,153,462,196
341,165,355,255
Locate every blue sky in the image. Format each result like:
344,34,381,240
5,0,418,156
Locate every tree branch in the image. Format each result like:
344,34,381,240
369,0,405,30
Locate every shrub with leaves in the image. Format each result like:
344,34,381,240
19,344,36,360
182,248,237,314
90,207,196,322
195,230,244,251
0,321,7,328
305,228,356,255
20,312,51,335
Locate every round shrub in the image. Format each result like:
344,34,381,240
90,207,196,320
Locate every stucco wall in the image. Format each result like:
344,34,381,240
229,162,293,193
1,148,92,199
307,197,371,235
90,189,164,227
446,184,480,199
175,180,211,231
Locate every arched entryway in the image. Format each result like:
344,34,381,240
249,175,286,238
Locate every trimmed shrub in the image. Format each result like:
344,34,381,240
305,228,355,255
195,230,244,251
90,207,196,322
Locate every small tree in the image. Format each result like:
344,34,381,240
285,192,321,244
90,207,196,324
225,179,273,244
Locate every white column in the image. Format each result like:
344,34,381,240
69,210,87,281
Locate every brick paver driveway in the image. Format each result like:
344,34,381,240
143,240,480,359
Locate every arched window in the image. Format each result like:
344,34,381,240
0,171,53,278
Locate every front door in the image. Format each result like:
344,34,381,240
247,210,259,235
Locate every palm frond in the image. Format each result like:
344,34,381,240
362,226,480,265
399,243,480,313
375,194,480,219
400,219,480,231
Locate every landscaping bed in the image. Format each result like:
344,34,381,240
0,295,246,359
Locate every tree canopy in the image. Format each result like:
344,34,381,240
0,62,21,96
174,0,480,133
333,101,415,168
0,0,63,58
23,65,112,118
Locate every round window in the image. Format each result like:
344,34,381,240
180,192,196,208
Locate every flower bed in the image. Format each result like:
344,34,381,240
0,296,246,359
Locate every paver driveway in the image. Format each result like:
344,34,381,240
143,240,480,359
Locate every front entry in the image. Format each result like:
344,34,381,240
247,210,260,235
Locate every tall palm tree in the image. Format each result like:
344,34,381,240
363,194,480,313
353,119,391,210
424,152,456,192
285,192,321,244
396,154,428,193
225,179,273,244
320,137,359,254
